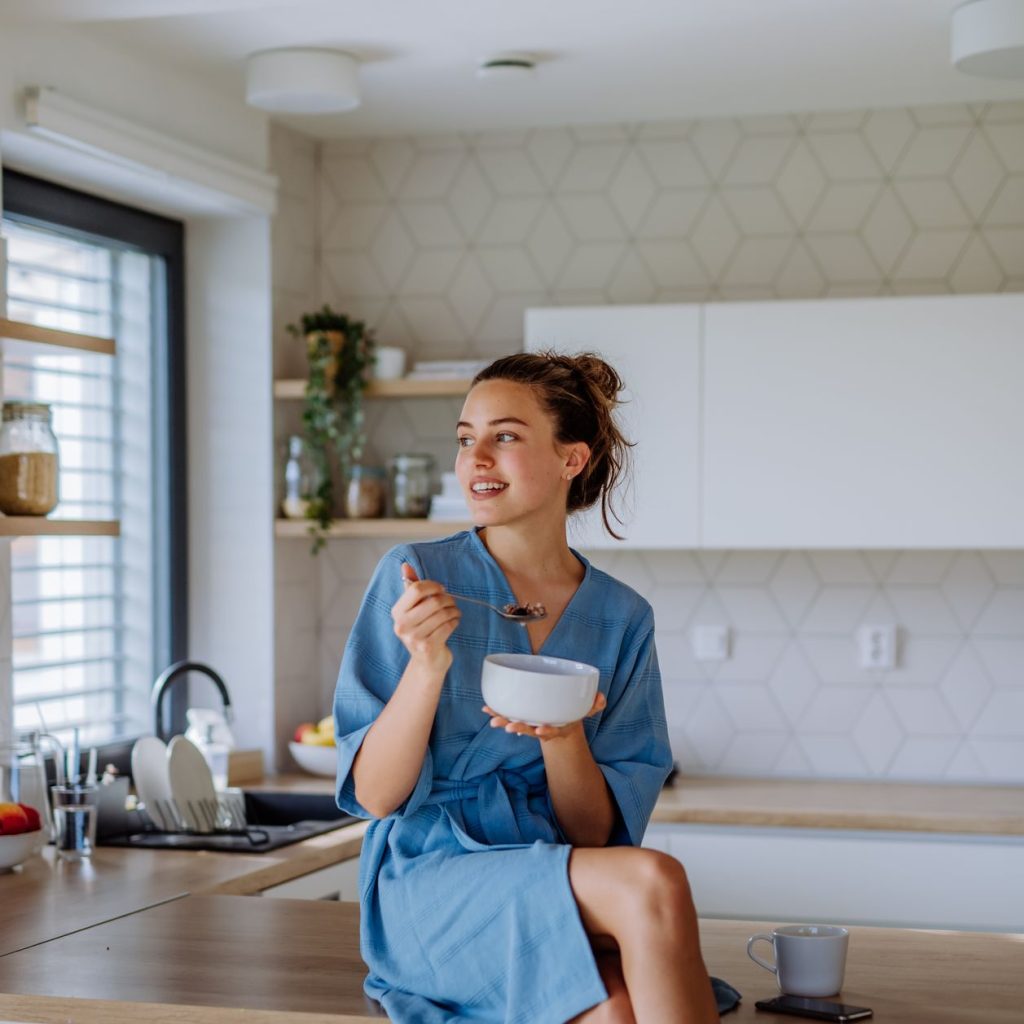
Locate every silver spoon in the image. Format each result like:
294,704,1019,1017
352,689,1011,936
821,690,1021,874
450,592,548,624
401,566,547,624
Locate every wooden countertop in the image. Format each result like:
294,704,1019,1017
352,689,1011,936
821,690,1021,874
269,770,1024,834
3,772,1020,960
1,796,367,956
0,895,1020,1023
652,776,1024,835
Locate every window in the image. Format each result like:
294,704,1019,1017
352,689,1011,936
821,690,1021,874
3,171,186,749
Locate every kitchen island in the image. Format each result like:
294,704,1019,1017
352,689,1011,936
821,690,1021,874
0,895,1020,1023
1,774,1020,1022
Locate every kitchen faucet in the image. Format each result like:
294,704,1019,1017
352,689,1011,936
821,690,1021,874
152,660,233,742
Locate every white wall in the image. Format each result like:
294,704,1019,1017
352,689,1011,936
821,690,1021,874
187,216,275,761
269,125,321,769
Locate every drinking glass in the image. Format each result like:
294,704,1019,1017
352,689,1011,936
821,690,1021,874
51,784,99,860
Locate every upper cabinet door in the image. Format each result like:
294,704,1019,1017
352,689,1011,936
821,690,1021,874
703,293,1024,548
524,304,701,549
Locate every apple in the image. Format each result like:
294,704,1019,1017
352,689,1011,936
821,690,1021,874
316,715,335,739
0,801,30,835
17,803,42,832
293,722,317,743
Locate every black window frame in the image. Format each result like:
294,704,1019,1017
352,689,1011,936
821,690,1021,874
2,168,188,775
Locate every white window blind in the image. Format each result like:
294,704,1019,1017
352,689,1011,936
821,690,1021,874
4,219,159,746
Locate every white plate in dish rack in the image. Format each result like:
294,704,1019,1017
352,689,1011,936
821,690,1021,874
167,736,218,832
131,736,177,831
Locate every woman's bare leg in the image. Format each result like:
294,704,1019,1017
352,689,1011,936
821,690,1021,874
568,847,719,1024
569,950,636,1024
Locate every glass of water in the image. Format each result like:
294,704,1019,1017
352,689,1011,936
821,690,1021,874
51,784,99,860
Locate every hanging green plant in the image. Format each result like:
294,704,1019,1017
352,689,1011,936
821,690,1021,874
287,305,377,553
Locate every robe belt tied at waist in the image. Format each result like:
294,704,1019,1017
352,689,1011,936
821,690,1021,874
422,770,544,807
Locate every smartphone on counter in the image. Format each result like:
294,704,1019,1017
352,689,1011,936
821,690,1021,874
755,995,873,1021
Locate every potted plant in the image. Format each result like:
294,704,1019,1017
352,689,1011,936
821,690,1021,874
287,305,376,552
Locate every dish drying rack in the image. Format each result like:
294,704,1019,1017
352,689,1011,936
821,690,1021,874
100,784,355,853
124,789,273,848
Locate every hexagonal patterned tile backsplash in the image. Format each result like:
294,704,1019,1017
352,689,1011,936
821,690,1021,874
272,101,1024,782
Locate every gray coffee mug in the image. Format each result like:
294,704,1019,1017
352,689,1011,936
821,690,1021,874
747,924,849,997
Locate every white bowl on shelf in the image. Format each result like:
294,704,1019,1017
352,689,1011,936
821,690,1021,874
288,741,337,777
482,653,600,727
0,828,46,872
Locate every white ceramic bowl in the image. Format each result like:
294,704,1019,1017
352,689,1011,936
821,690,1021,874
0,828,46,872
288,741,337,777
481,653,600,727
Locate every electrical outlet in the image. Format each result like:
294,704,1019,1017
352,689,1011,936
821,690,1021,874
858,624,898,670
693,624,730,662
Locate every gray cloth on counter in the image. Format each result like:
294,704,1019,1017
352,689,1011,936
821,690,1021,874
712,975,743,1014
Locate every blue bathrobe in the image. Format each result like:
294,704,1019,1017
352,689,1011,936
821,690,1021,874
334,528,679,1022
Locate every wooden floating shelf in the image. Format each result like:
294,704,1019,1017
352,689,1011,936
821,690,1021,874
275,518,471,540
273,378,471,400
0,318,116,357
0,518,121,537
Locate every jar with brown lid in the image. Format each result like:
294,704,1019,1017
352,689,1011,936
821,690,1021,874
0,402,59,516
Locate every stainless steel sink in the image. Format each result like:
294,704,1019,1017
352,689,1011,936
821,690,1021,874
241,789,350,827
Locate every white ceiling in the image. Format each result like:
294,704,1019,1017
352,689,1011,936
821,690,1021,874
6,0,1024,137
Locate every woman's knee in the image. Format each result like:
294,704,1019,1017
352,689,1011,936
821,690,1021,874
567,847,694,944
631,849,693,910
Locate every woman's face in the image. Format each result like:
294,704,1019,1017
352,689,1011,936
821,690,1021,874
455,379,586,530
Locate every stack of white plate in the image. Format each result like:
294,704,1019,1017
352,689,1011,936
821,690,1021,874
131,736,222,833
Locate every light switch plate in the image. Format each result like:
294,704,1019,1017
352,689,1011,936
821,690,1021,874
693,624,730,661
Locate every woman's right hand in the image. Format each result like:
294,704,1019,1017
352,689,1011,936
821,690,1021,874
391,563,461,673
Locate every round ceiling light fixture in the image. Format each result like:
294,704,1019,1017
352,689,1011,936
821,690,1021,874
477,52,537,81
951,0,1024,78
245,48,361,114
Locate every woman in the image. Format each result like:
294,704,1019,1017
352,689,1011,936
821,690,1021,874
334,352,732,1022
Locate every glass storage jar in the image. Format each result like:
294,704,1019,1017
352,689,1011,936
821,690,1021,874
388,453,435,518
344,464,386,519
0,402,59,516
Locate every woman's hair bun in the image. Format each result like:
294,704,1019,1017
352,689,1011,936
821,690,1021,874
569,354,623,403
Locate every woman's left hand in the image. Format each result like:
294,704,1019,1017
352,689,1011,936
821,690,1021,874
482,691,607,741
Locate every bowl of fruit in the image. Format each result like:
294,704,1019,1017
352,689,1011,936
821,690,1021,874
0,801,45,872
289,716,336,777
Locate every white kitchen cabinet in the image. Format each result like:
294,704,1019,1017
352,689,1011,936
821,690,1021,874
702,293,1024,548
643,823,1023,932
524,304,701,549
261,857,361,902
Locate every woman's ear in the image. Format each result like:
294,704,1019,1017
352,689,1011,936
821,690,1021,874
563,442,591,481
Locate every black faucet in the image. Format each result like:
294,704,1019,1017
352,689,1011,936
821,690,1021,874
152,660,233,742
